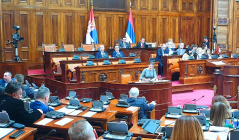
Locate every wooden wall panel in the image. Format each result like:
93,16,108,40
0,0,212,67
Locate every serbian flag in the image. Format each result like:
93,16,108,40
125,9,135,43
86,6,98,44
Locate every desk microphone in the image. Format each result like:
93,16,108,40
183,98,197,108
157,121,175,139
194,95,205,104
36,129,56,140
48,96,59,112
139,91,147,97
80,92,93,102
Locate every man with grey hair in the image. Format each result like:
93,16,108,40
127,87,156,119
30,87,53,113
0,71,15,87
68,119,97,140
176,43,186,55
95,45,109,59
156,44,170,76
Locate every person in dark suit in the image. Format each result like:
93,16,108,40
136,37,148,48
155,44,170,76
30,87,54,114
112,45,125,58
14,74,36,99
0,71,15,87
127,87,156,119
201,36,210,49
0,82,43,125
119,37,130,49
95,45,109,59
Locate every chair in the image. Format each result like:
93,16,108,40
130,43,136,48
51,57,67,73
168,58,181,79
42,43,57,55
82,44,93,51
62,42,75,52
126,61,134,64
66,64,82,81
121,74,132,84
150,54,157,59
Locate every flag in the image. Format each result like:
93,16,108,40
125,9,135,43
86,6,98,44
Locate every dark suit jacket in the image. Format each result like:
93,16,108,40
155,48,170,62
0,94,42,125
119,41,130,48
127,97,155,119
136,42,148,48
0,78,15,87
95,51,109,59
112,51,125,58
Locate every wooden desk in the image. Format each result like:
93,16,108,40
2,127,37,140
178,58,238,84
44,48,158,75
32,116,83,140
59,57,139,83
59,99,139,125
54,104,117,130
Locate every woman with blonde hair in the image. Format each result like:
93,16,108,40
212,95,231,110
171,115,204,140
210,102,233,128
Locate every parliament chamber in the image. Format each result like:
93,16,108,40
2,0,239,139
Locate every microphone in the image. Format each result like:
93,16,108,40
139,91,147,97
37,129,56,140
48,96,59,112
194,95,205,104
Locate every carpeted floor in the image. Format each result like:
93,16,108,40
29,69,214,107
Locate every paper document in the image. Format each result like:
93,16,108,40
54,117,74,126
164,120,175,125
56,107,75,115
0,128,15,139
126,106,139,111
35,118,54,125
82,111,97,117
68,110,83,116
103,105,109,108
211,61,226,65
209,126,229,132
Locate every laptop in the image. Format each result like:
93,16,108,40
66,99,82,109
165,106,183,119
103,122,133,140
89,101,106,112
183,104,198,113
194,115,209,131
200,109,210,121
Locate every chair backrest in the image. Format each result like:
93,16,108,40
126,61,134,64
130,43,136,48
150,54,157,59
63,42,75,52
82,44,93,51
168,58,181,70
42,43,57,55
66,64,82,72
52,57,67,65
121,74,131,84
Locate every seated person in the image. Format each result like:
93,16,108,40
119,37,130,48
210,102,233,128
30,87,54,114
14,74,36,99
196,47,203,60
155,44,169,76
171,115,204,140
201,36,210,49
95,45,109,59
192,44,198,56
166,39,175,55
205,49,212,59
112,45,125,58
127,87,156,119
136,37,148,48
0,82,43,125
214,47,221,57
140,62,157,82
68,119,97,140
212,95,231,113
201,44,208,55
0,71,15,87
176,43,186,55
182,47,194,60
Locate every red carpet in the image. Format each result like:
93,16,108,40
172,89,214,107
28,69,45,75
28,69,214,107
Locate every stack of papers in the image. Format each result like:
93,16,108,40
0,128,15,139
126,106,138,111
211,61,226,65
35,118,54,125
164,120,175,125
68,110,83,116
54,118,74,126
82,111,97,117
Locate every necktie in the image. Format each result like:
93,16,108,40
142,43,144,48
